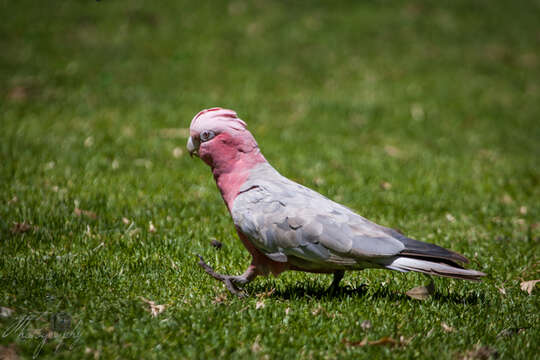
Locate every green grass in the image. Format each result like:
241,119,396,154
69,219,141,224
1,0,539,358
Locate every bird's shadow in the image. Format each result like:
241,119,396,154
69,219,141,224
247,282,484,305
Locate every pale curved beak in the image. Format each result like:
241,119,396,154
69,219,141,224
187,136,199,157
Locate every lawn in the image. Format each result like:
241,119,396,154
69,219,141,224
1,0,539,359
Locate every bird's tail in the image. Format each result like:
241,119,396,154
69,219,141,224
385,256,486,281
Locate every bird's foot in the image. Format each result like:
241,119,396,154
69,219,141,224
197,255,248,298
325,284,341,295
325,270,345,294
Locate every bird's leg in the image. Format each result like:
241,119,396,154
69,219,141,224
326,270,345,293
197,255,258,297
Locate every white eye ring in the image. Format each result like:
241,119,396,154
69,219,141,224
200,130,215,142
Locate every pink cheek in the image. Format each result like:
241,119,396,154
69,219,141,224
199,138,221,156
198,145,210,158
198,135,232,166
198,143,215,165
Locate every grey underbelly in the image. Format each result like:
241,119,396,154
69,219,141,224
285,255,379,272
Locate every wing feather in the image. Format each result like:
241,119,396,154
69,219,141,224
231,164,406,268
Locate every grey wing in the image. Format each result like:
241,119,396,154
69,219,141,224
231,176,406,269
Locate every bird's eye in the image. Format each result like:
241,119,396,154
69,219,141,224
200,130,215,142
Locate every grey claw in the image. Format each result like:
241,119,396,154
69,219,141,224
197,255,247,298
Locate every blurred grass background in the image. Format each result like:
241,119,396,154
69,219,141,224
1,0,539,359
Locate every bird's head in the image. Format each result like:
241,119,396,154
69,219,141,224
187,108,264,170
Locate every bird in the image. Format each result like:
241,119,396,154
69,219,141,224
187,107,486,296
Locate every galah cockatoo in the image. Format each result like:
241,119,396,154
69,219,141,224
187,108,486,296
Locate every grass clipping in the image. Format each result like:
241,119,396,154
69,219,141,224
405,280,435,300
